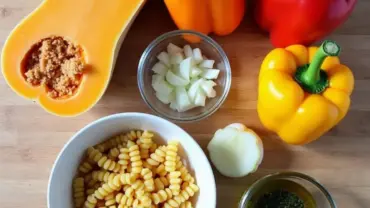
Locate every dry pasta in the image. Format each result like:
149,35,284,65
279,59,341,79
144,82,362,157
105,193,117,207
147,146,166,167
155,164,167,177
95,133,128,153
87,147,121,173
138,131,153,159
72,130,199,208
165,141,179,172
129,145,143,174
84,194,97,208
73,177,85,208
118,148,130,172
108,147,120,159
92,170,117,183
168,171,182,196
79,161,93,173
141,168,155,192
180,201,193,208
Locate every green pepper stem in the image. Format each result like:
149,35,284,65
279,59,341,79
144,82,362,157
301,40,341,86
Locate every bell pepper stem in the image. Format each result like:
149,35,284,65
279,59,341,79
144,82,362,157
301,40,341,86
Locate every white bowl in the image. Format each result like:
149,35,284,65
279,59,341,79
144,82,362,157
47,112,216,208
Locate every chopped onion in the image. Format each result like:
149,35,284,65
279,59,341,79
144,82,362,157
190,67,203,78
151,43,220,112
194,90,206,106
179,57,193,80
201,80,217,98
157,51,170,67
170,52,184,65
166,70,189,86
192,48,203,64
176,87,194,112
183,45,193,58
156,91,175,104
188,78,204,101
152,75,174,95
167,43,183,55
152,62,168,75
170,100,178,110
201,69,220,79
199,60,215,69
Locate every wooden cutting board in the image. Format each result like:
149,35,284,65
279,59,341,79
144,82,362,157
1,1,369,207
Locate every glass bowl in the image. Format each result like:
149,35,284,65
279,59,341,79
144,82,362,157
239,172,337,208
137,30,231,122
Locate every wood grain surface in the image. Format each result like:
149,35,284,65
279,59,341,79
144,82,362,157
0,1,369,207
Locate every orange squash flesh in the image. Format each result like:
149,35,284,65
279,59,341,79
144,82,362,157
1,0,145,116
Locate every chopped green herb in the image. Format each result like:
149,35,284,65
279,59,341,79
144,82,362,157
255,189,304,208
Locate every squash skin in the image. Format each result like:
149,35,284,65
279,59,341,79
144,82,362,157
1,0,145,116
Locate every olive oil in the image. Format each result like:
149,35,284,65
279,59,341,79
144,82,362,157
247,179,316,208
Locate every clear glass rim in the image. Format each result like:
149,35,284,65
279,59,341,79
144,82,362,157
137,30,232,122
238,171,337,208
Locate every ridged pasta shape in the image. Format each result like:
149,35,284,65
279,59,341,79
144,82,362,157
129,145,143,174
125,186,135,197
87,147,121,172
79,161,93,173
131,180,145,192
143,160,155,173
84,194,97,208
86,179,98,188
94,175,122,200
177,183,199,203
141,168,155,192
180,201,193,208
163,199,180,208
108,147,120,159
120,173,136,185
73,177,84,208
86,188,95,195
176,156,194,183
165,141,179,172
147,146,166,167
95,133,127,152
155,164,167,177
118,148,130,172
92,170,117,183
126,140,136,149
126,130,142,141
154,176,169,191
116,193,134,206
105,193,117,207
138,194,152,207
151,188,173,205
138,131,154,159
149,143,158,153
169,171,182,196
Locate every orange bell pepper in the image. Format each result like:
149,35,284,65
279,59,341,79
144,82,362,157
164,0,245,36
257,41,354,145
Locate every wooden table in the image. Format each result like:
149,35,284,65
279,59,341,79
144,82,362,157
1,1,369,207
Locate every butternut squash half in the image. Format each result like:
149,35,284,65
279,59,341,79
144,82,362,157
1,0,145,116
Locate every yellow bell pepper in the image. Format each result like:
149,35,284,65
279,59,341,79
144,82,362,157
257,41,354,145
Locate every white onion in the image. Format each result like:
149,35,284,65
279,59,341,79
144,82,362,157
207,123,264,178
152,43,221,112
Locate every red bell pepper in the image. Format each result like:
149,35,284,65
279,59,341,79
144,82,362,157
255,0,357,47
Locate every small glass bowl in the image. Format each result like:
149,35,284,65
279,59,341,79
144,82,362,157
239,172,337,208
137,30,231,122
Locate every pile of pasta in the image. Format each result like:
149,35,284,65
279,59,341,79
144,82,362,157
72,130,199,208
